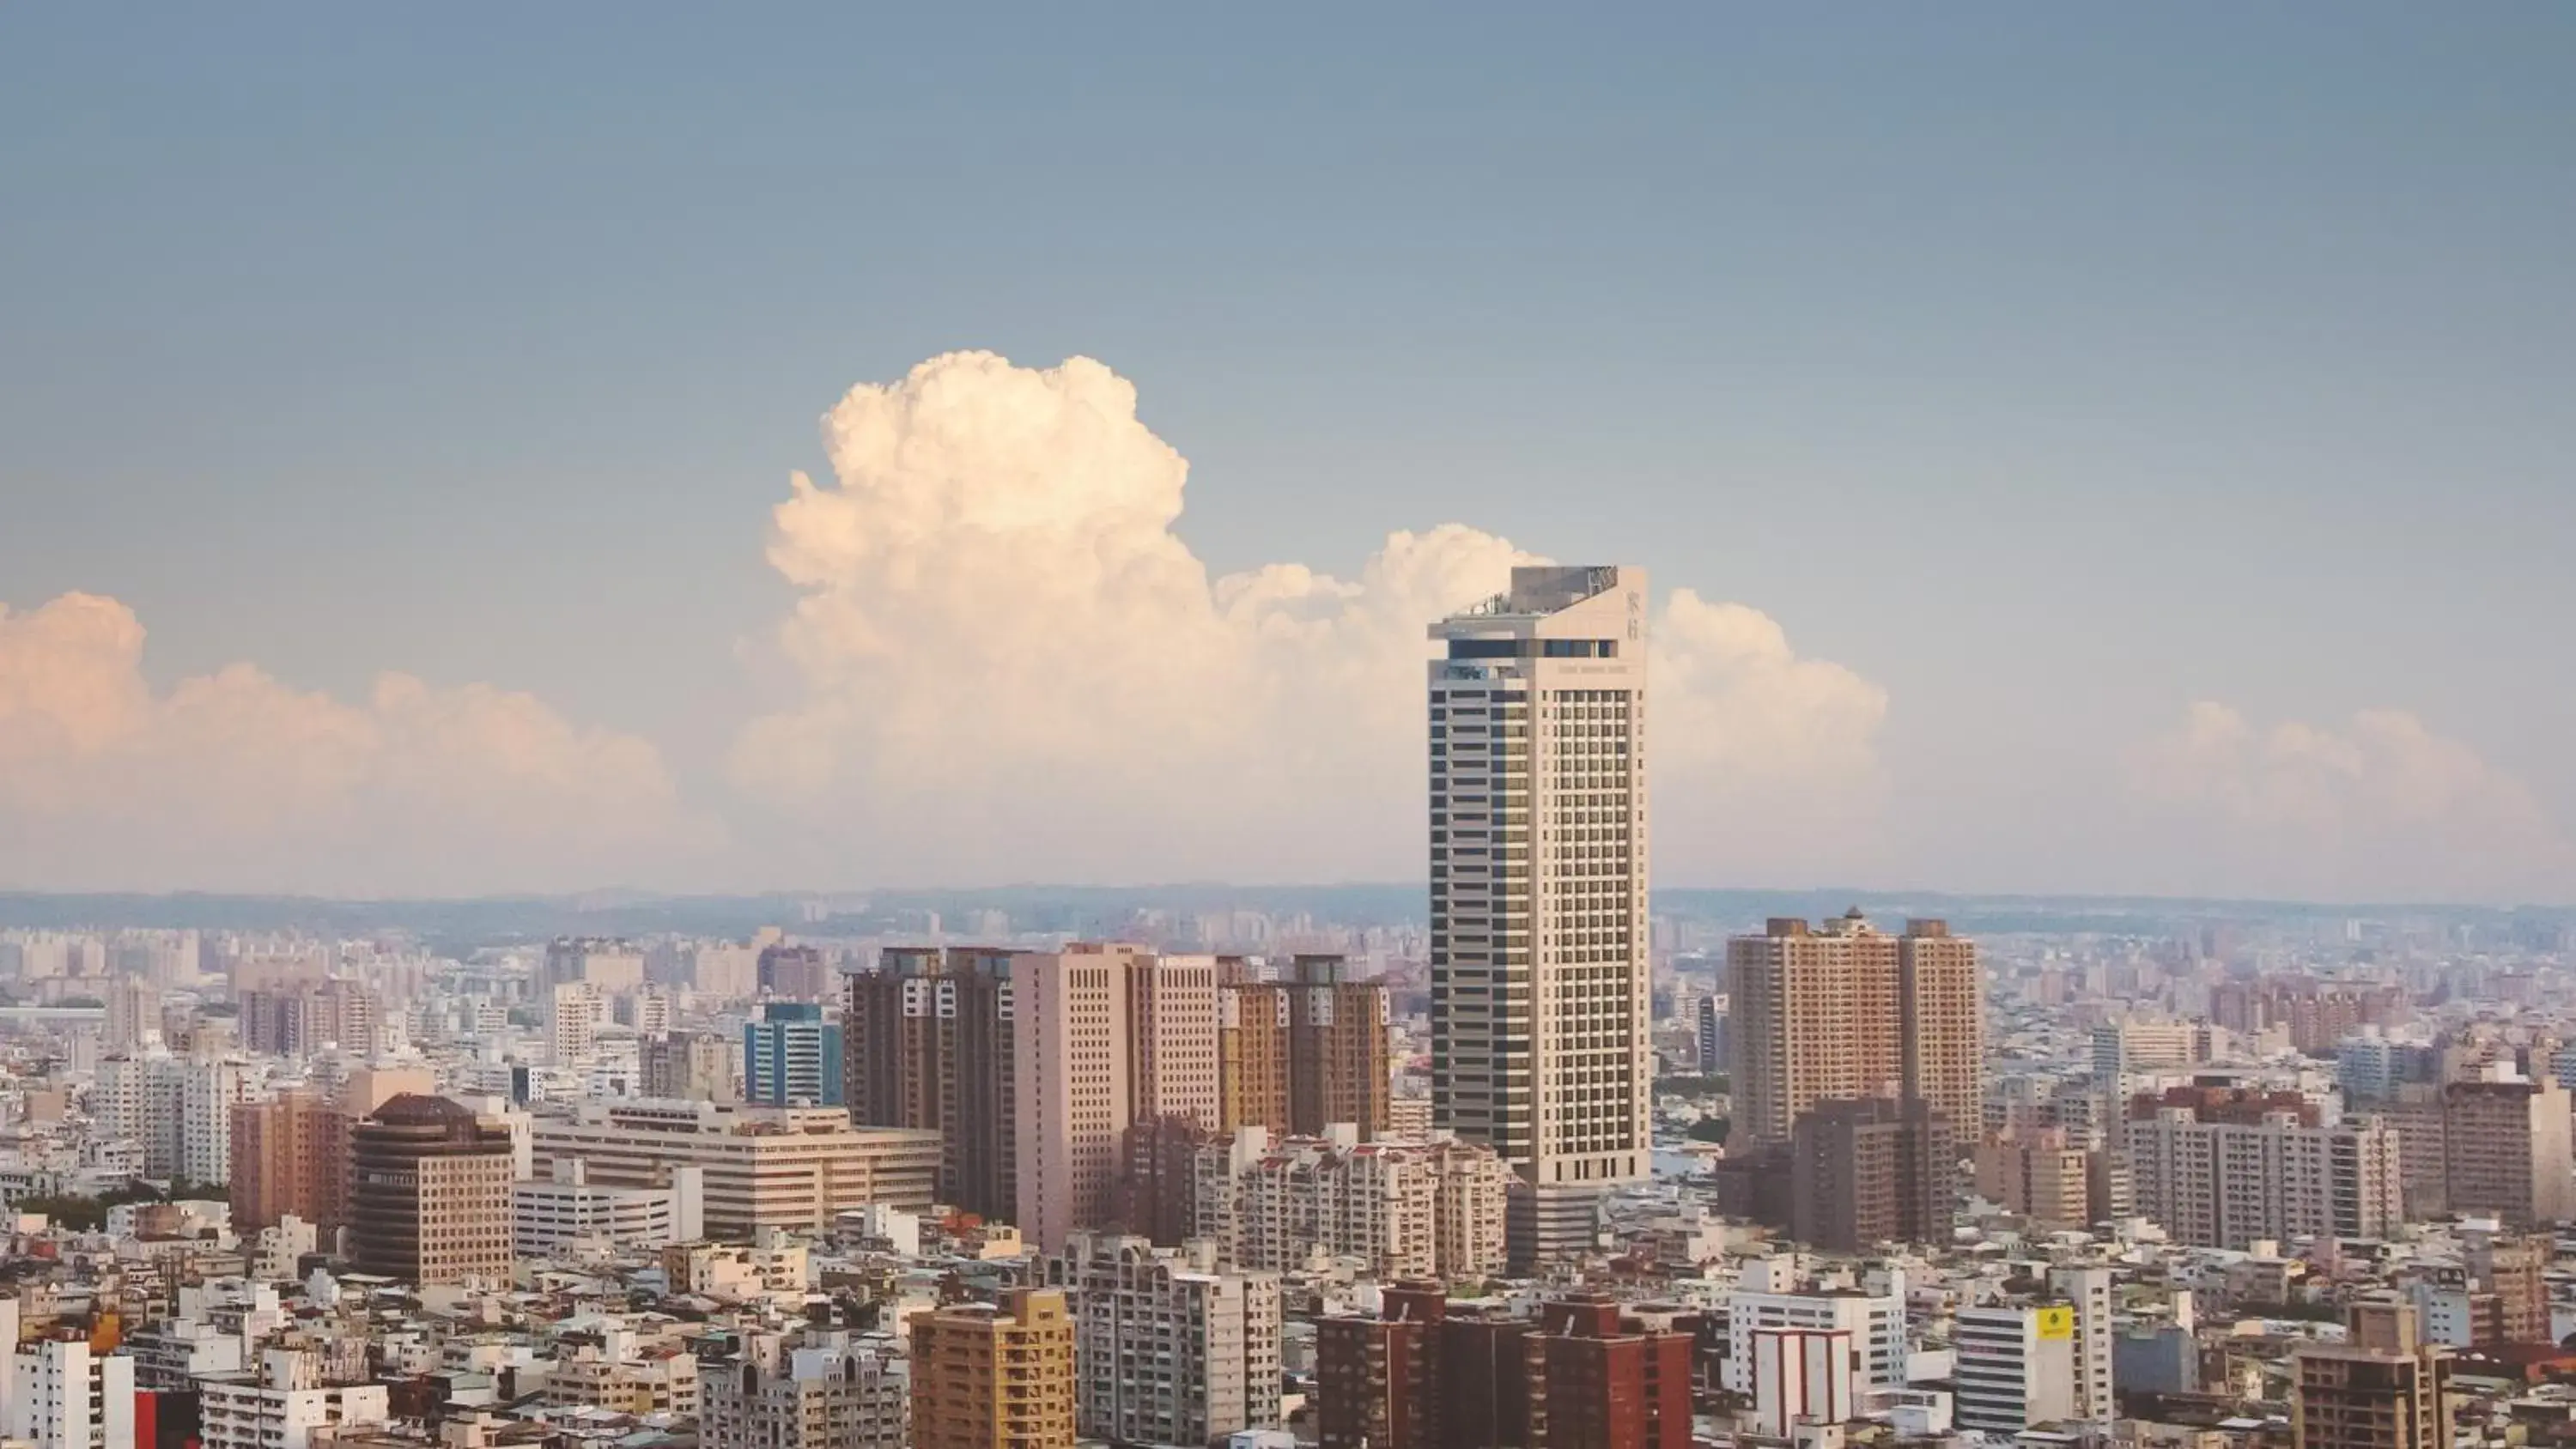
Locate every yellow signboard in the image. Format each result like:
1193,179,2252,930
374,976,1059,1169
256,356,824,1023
2037,1307,2075,1342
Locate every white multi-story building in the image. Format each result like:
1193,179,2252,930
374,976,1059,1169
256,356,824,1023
1194,1125,1507,1281
90,1053,257,1184
197,1349,389,1449
529,1100,938,1236
4,1338,137,1449
1722,1259,1907,1405
2049,1265,2116,1424
547,982,605,1066
513,1159,702,1257
1427,564,1650,1264
2122,1104,2402,1248
1953,1306,2077,1434
1041,1234,1281,1449
701,1332,904,1449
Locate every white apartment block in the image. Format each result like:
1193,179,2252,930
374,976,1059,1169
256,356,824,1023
197,1349,390,1449
701,1333,904,1449
2052,1265,2116,1425
1953,1306,2077,1434
513,1159,702,1257
548,981,605,1066
1722,1260,1907,1405
1194,1125,1508,1281
2122,1107,2402,1248
1041,1233,1283,1449
1428,565,1652,1264
87,1053,256,1185
4,1339,137,1449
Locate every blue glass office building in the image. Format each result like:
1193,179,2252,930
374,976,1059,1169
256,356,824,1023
744,1001,846,1107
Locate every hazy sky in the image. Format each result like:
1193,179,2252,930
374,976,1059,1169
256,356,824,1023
4,6,2572,901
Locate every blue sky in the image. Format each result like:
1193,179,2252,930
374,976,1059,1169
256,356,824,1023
3,6,2571,899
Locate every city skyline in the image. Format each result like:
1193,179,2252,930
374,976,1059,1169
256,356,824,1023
8,9,2573,904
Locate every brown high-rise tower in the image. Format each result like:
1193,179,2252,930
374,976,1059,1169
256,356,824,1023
844,947,1018,1221
1728,913,1984,1145
228,1087,349,1230
1221,955,1393,1138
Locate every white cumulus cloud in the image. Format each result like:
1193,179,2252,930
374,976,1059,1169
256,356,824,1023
729,350,1889,884
0,592,696,894
2129,700,2574,901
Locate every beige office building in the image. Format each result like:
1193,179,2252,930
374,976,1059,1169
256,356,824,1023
910,1288,1077,1449
1428,564,1653,1265
1728,912,1984,1146
1127,952,1223,1132
349,1094,516,1285
530,1099,938,1238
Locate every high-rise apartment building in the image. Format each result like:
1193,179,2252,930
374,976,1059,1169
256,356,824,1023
1127,953,1222,1131
845,946,1018,1222
2439,1079,2576,1229
96,1052,254,1185
1428,564,1652,1264
1041,1233,1282,1448
908,1288,1076,1449
1218,955,1394,1139
1728,912,1984,1147
2293,1302,2451,1449
1013,944,1141,1253
1194,1125,1510,1281
1787,1096,1956,1252
347,1094,516,1286
229,1087,349,1230
2121,1088,2402,1248
239,978,380,1058
1975,1125,2095,1232
546,981,605,1066
743,1002,844,1107
1012,945,1135,1249
701,1331,907,1449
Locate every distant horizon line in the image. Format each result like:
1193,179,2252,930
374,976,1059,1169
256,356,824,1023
0,883,2567,915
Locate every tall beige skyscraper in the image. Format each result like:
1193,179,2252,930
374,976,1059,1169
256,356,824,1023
1013,944,1141,1253
1428,564,1651,1264
1728,912,1984,1146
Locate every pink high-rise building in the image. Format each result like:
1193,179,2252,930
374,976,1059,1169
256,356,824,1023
1014,945,1140,1253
